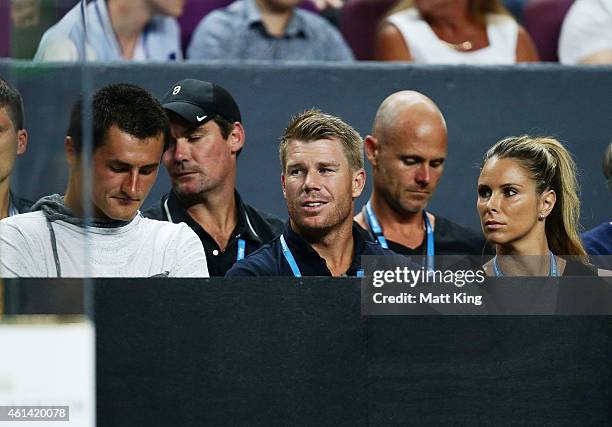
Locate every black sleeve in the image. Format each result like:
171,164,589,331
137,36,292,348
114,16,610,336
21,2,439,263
257,209,285,237
141,200,166,220
225,246,279,277
225,257,276,276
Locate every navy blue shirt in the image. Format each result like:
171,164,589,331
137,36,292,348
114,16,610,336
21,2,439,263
226,222,391,277
581,222,612,270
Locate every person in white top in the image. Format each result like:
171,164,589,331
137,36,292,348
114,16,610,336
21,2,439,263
0,83,209,278
375,0,539,63
558,0,612,65
34,0,184,62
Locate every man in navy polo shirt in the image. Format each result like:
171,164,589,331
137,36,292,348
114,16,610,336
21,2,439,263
226,109,389,277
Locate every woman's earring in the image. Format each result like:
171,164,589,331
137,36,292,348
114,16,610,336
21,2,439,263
538,213,545,221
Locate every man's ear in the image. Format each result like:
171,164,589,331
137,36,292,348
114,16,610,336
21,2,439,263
351,168,366,199
538,189,556,220
64,136,78,167
16,129,27,155
281,173,287,199
229,122,245,155
364,135,378,167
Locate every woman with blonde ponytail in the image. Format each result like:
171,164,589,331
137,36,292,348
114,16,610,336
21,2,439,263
476,136,596,276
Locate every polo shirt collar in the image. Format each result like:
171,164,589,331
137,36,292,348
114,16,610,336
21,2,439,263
167,190,262,243
283,221,367,275
245,0,307,38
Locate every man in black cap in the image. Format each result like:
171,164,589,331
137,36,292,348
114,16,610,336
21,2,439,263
144,79,283,276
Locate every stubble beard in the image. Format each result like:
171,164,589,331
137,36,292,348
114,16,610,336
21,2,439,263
288,196,353,242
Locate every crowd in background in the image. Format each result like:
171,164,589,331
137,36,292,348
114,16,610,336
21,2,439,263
0,0,610,64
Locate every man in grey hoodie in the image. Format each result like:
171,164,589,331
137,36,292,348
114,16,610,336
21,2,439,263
0,83,208,278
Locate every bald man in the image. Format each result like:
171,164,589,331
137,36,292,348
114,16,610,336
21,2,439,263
354,91,487,261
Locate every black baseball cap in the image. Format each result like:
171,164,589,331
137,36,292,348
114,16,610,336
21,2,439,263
161,79,242,127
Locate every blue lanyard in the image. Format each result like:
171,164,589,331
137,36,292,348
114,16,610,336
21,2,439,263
165,197,246,262
279,234,364,278
493,251,558,277
365,201,388,247
280,234,303,277
365,201,435,271
236,238,246,261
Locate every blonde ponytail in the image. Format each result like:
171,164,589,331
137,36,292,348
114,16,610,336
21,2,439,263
483,136,588,260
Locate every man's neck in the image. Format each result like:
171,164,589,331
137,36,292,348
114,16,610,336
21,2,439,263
0,177,10,220
255,0,294,37
366,192,432,249
182,185,238,251
107,0,152,59
293,219,355,277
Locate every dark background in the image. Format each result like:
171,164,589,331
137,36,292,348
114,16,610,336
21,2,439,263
4,278,612,426
1,61,611,231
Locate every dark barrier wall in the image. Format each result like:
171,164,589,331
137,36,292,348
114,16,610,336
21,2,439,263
4,278,612,426
1,61,611,230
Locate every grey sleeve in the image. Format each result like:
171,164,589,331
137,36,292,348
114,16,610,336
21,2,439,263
186,12,233,60
324,26,354,61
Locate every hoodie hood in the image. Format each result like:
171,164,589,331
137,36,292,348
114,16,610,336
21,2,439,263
31,194,131,228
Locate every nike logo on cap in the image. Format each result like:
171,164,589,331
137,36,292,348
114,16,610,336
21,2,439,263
197,115,207,122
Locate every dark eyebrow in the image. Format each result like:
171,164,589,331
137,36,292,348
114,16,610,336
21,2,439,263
401,155,445,162
107,160,159,169
500,183,524,188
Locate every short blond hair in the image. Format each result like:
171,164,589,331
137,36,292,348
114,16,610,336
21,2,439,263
279,109,364,172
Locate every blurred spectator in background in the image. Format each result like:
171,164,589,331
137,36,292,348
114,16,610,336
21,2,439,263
34,0,184,61
0,77,31,219
374,0,539,63
559,0,612,64
581,143,612,270
1,0,70,59
187,0,353,61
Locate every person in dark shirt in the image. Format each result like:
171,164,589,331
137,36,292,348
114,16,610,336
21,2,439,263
0,77,32,219
143,79,283,276
581,142,612,271
226,109,390,277
354,90,489,269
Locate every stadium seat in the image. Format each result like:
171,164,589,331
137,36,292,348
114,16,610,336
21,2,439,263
523,0,575,62
178,0,233,54
0,1,11,57
340,0,399,60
